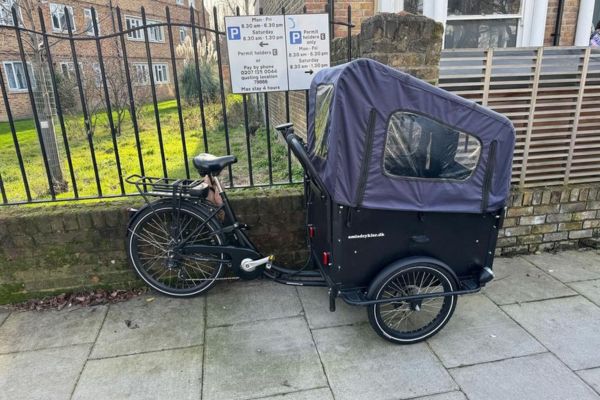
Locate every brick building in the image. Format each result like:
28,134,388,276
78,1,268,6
0,0,209,120
258,0,600,47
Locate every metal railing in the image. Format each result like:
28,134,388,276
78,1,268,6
440,46,600,188
0,4,354,205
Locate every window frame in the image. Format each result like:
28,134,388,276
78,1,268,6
125,16,164,42
83,8,98,36
379,0,548,48
0,0,21,26
152,63,169,84
3,61,35,92
381,108,483,183
179,26,187,43
59,61,83,79
132,63,150,86
92,62,103,87
147,20,165,43
49,3,75,32
125,16,144,40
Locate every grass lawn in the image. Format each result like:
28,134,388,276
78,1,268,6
0,98,303,203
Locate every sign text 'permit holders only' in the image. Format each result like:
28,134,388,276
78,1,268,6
225,14,330,93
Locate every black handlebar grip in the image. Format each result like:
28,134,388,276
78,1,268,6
275,123,294,139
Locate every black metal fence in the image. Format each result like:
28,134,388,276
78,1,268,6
0,3,353,205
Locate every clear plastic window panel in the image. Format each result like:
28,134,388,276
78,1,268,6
384,111,481,181
314,84,334,158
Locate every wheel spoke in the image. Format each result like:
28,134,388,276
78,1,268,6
374,266,455,340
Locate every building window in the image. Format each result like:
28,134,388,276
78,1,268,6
3,61,34,91
153,64,169,84
126,16,143,40
147,21,164,42
445,0,521,49
381,0,546,48
179,27,187,42
383,111,480,180
50,3,75,32
83,9,99,35
0,0,19,26
92,63,103,87
59,62,83,79
126,16,163,42
176,0,184,5
189,0,196,8
132,63,149,85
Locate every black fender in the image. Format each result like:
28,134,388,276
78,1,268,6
368,256,460,296
126,199,219,234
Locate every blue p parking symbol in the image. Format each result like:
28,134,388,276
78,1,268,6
290,31,302,44
227,26,241,40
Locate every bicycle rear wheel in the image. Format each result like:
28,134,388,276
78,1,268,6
127,201,226,296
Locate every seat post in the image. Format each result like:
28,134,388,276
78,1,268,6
211,174,224,194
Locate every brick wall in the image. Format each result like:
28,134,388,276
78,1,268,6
0,188,307,304
0,0,206,121
544,0,581,46
498,184,600,255
3,183,600,303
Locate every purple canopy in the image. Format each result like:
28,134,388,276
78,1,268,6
306,58,515,214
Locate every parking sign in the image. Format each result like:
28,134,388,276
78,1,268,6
225,14,329,93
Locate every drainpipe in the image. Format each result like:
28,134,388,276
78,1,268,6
551,0,565,46
575,0,595,46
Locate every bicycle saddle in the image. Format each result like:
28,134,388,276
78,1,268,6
193,153,237,175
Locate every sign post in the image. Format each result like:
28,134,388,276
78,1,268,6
225,13,330,93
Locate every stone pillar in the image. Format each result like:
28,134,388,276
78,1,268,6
331,12,444,83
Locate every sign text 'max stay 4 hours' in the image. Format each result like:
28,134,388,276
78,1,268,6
225,14,330,93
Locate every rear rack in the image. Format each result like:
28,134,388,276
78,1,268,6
125,174,208,198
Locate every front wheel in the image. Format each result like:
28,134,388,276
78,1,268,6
126,201,226,297
367,259,457,344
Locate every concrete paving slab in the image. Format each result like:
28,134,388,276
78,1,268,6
428,294,545,368
568,279,600,306
412,392,468,400
503,296,600,370
484,257,575,305
0,344,90,400
450,353,599,400
0,310,9,326
524,250,600,283
91,295,204,358
297,286,365,329
312,323,457,400
203,316,326,400
206,280,303,327
258,388,334,400
0,306,106,353
72,346,202,400
578,368,600,395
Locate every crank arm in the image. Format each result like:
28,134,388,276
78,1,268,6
180,245,261,270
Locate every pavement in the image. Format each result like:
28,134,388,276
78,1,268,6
2,249,600,400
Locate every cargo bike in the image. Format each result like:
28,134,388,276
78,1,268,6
125,59,515,343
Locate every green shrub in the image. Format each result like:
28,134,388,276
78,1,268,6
180,61,219,105
54,72,78,114
204,93,244,131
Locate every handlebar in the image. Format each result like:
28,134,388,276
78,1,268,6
275,122,329,197
275,122,294,140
